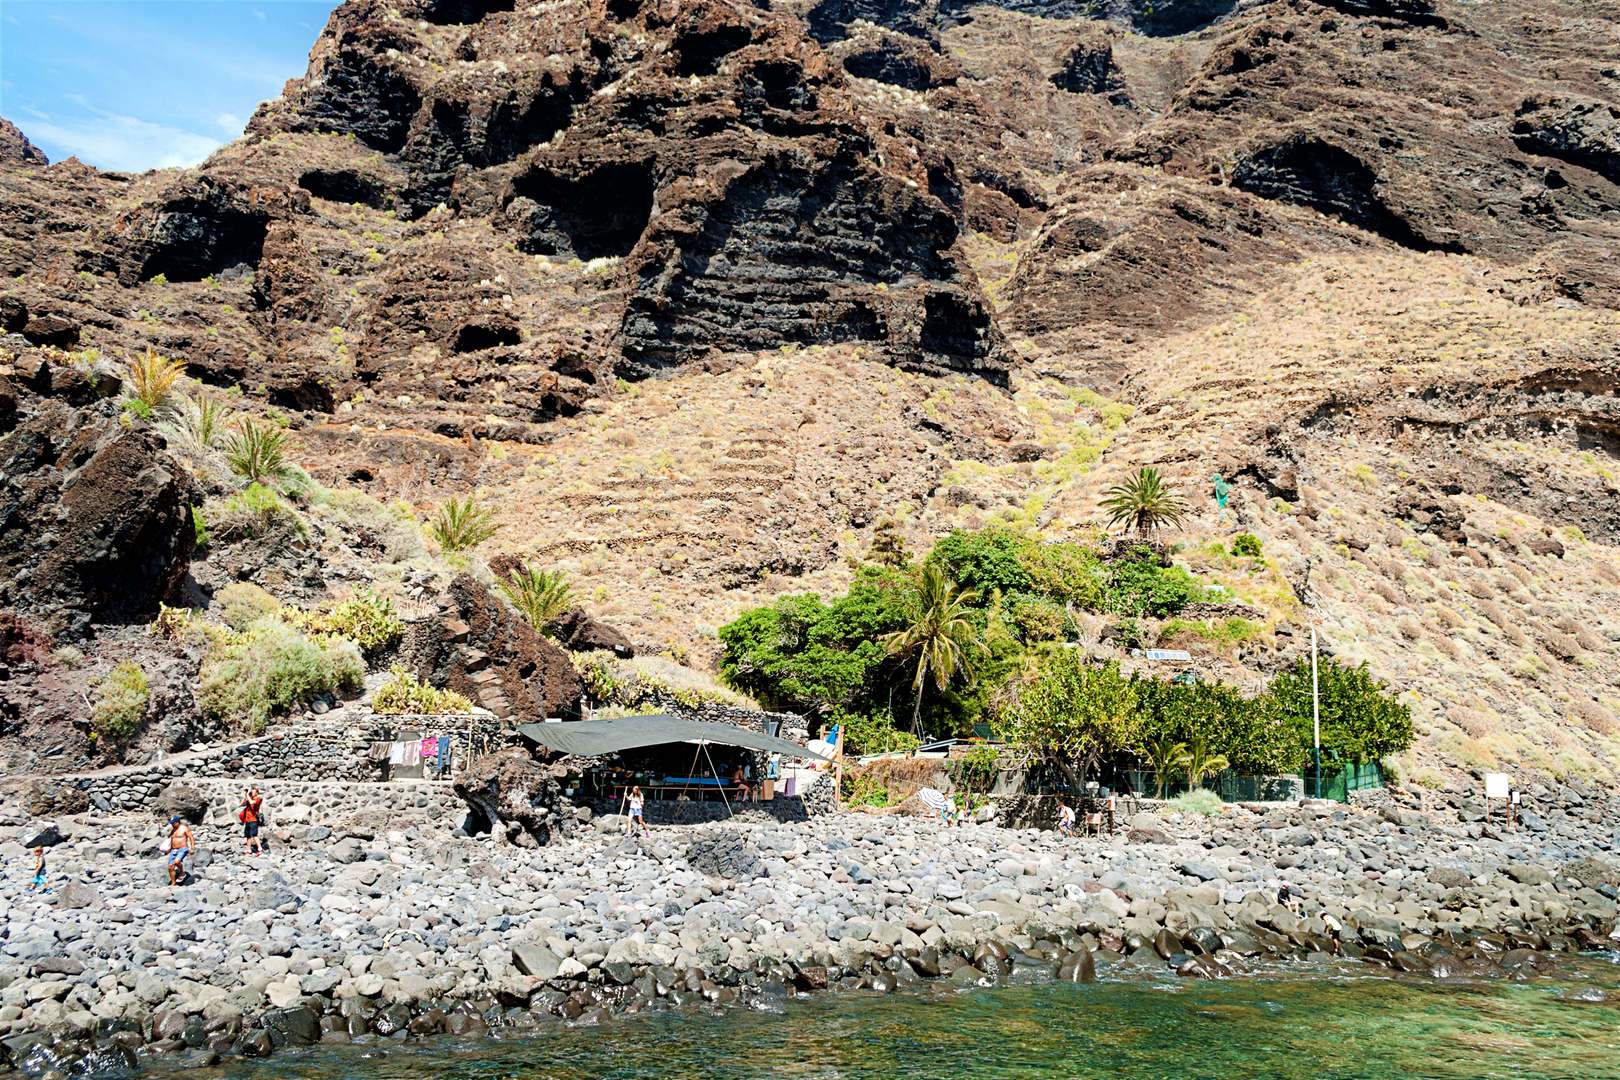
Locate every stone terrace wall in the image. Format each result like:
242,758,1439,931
0,708,506,819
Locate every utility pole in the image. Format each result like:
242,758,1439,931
1310,625,1322,799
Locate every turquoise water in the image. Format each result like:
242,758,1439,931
185,959,1620,1079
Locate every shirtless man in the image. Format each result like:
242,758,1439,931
166,816,195,886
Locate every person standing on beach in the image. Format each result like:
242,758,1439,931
627,785,649,837
239,787,264,857
1057,800,1076,838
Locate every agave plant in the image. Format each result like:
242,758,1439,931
1142,734,1190,800
123,347,188,415
430,496,499,552
225,419,291,486
1183,732,1230,792
1100,467,1189,537
500,563,574,633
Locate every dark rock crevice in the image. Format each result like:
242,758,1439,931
509,161,657,260
1230,135,1461,253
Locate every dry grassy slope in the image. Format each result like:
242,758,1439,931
1031,251,1620,785
415,247,1620,787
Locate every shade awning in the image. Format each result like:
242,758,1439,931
516,715,830,762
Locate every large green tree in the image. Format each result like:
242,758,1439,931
997,652,1140,789
882,563,987,733
1265,657,1414,764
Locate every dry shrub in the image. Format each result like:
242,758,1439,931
1542,631,1582,661
1449,706,1491,739
1570,699,1618,736
1398,617,1422,642
850,756,948,802
1595,561,1620,586
1574,626,1605,652
1505,562,1534,588
1371,580,1404,606
1430,605,1464,630
1376,555,1407,582
1433,633,1461,661
1465,578,1493,600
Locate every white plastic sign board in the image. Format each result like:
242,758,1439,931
1484,772,1510,799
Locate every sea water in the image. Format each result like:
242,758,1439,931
163,957,1620,1079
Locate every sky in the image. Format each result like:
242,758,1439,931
1,1,336,172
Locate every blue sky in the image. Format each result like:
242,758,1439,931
1,1,336,172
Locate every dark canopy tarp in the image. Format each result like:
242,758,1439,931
516,715,829,762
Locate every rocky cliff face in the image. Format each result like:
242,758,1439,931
1,0,1617,779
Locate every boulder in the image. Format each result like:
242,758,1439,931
687,830,766,881
157,783,210,824
0,391,195,639
548,608,635,659
401,573,584,722
453,746,570,847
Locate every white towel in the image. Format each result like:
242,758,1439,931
388,742,405,765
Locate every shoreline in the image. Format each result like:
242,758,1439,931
2,790,1618,1074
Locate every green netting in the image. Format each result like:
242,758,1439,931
1306,760,1383,802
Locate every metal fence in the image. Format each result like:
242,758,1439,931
1123,765,1372,804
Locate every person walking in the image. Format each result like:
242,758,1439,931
27,845,49,893
166,816,195,887
1057,799,1076,838
239,787,264,857
627,785,649,837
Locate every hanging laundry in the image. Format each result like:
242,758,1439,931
368,741,391,762
388,742,405,766
419,735,436,760
402,741,421,768
437,734,451,773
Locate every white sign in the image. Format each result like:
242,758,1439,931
1484,772,1510,799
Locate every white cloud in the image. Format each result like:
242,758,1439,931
215,112,245,136
20,109,222,172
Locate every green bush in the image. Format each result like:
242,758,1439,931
300,588,403,653
1231,533,1263,558
204,483,306,543
842,772,892,808
1104,545,1201,617
216,582,282,631
1167,789,1224,816
198,617,364,732
225,419,292,486
371,666,473,714
1007,595,1068,643
928,527,1033,597
572,650,623,704
949,743,1001,794
839,710,921,756
717,567,911,713
430,496,499,552
92,661,149,740
499,564,574,632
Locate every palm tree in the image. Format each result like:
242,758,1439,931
225,419,292,486
122,348,188,417
881,563,986,734
500,563,574,633
1183,733,1230,792
1142,734,1190,800
1100,467,1188,537
430,496,499,552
